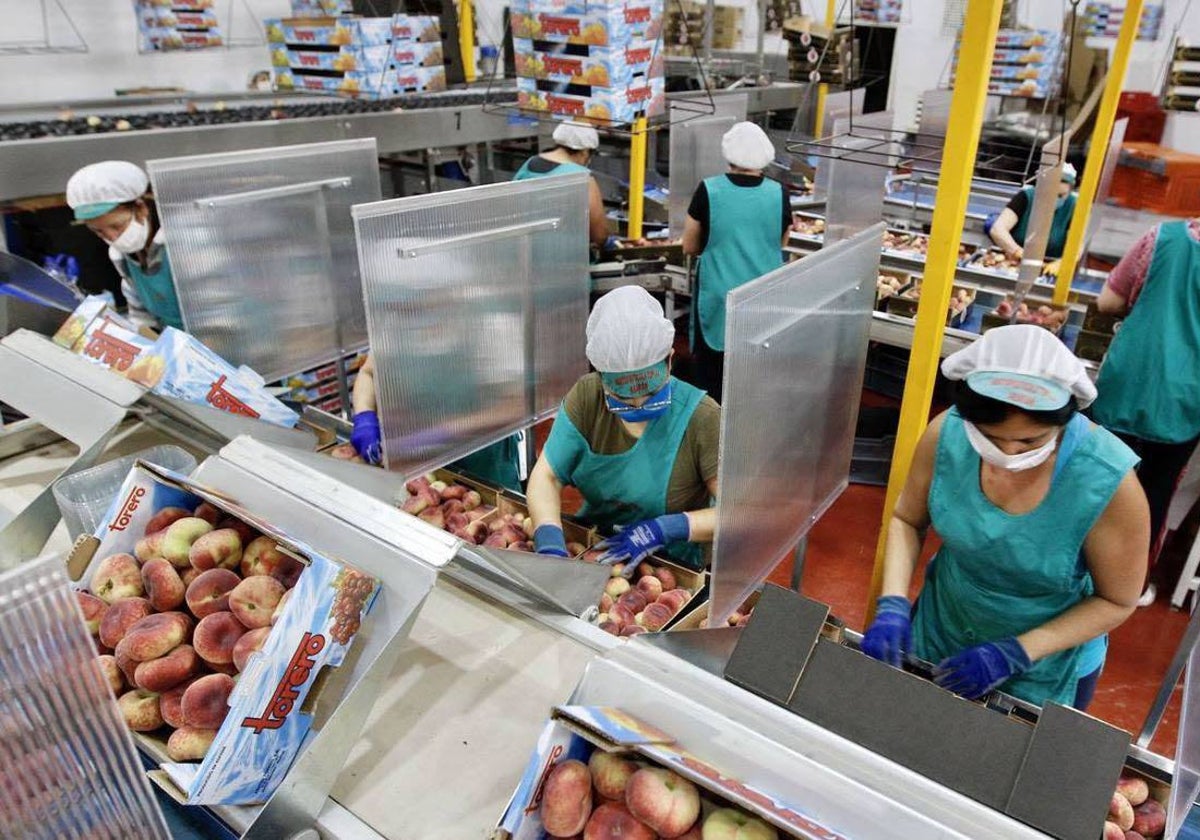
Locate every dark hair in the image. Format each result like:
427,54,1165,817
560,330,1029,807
953,380,1078,427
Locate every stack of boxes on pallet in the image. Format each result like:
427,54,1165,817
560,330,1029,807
855,0,902,23
661,0,743,56
1163,41,1200,112
782,19,855,85
134,1,224,52
512,0,666,124
951,29,1065,98
761,0,802,35
270,350,368,414
1108,142,1200,217
389,15,448,93
1083,2,1163,40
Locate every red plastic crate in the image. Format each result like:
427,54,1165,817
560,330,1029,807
1109,142,1200,217
1115,91,1166,144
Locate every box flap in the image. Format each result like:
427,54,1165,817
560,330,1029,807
552,706,675,747
724,585,828,704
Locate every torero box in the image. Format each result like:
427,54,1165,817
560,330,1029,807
513,37,663,87
74,462,380,805
511,1,664,47
390,39,445,68
517,74,665,124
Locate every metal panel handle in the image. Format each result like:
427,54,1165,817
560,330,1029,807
195,177,352,208
397,218,561,259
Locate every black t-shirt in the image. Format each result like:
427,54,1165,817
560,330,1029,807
686,174,792,251
528,156,563,175
1006,188,1030,219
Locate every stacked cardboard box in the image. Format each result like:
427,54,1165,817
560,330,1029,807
662,0,743,55
950,29,1065,98
855,0,902,23
135,1,223,52
387,15,447,93
1084,3,1163,40
290,0,354,14
266,17,394,97
782,18,854,85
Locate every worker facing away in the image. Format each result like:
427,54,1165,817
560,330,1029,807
66,160,183,330
986,162,1078,261
514,121,609,247
349,353,522,492
1092,217,1200,607
527,286,720,571
862,325,1149,709
682,121,790,403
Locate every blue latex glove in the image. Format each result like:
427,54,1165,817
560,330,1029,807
595,514,690,568
934,637,1032,700
533,524,570,557
350,410,382,465
860,595,912,668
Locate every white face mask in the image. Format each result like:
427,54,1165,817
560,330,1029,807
109,215,150,255
963,420,1058,472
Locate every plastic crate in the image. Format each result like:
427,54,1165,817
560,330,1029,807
851,406,899,486
1115,92,1166,144
1110,142,1200,217
864,344,910,400
52,445,196,539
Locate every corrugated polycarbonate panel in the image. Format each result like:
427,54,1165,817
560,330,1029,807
709,224,883,626
0,555,169,840
668,113,735,238
354,174,590,476
148,139,381,381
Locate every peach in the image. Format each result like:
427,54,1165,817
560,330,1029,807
1117,777,1150,807
135,532,165,564
620,625,646,637
584,802,655,840
1131,800,1165,837
599,593,614,613
541,759,592,838
599,620,621,635
610,603,636,628
134,644,199,693
657,589,690,614
115,646,139,685
188,528,243,572
636,562,655,579
180,567,202,588
76,591,108,635
118,689,164,732
463,489,482,510
141,559,185,611
653,567,677,591
116,612,191,663
182,673,235,729
193,612,247,666
193,502,223,526
96,654,124,695
441,484,468,501
625,768,700,838
98,597,154,649
636,602,674,632
1103,822,1124,840
636,575,663,601
217,517,259,546
610,563,626,578
161,518,214,568
701,808,777,840
185,568,241,618
160,678,197,729
167,726,218,762
241,536,303,588
617,591,648,615
1110,792,1134,831
229,575,285,629
589,751,637,801
676,827,702,840
270,589,292,625
90,553,144,603
144,506,191,537
232,627,271,672
1125,832,1147,840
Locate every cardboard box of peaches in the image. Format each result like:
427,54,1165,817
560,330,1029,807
70,462,380,805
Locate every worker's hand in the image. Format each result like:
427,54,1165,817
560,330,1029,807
1005,244,1025,261
533,524,570,558
1042,259,1061,277
350,410,382,465
934,637,1032,700
595,514,690,568
860,595,912,668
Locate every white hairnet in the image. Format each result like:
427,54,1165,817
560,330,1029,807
942,324,1097,409
586,286,675,373
722,121,775,170
553,121,600,151
67,161,149,221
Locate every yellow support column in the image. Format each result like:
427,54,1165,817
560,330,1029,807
628,116,649,240
1053,0,1145,304
813,0,836,137
460,0,477,83
866,0,1003,618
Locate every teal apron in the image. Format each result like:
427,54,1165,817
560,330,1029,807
695,175,784,351
126,246,184,330
1093,221,1200,444
513,158,590,181
912,410,1137,707
543,377,708,568
1009,186,1076,259
450,438,522,493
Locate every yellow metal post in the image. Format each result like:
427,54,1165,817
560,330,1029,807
460,0,476,83
813,0,836,138
866,0,1004,619
1052,0,1144,304
628,116,649,240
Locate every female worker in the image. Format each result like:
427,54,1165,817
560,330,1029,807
515,121,609,248
1091,216,1200,606
986,163,1078,261
66,160,183,330
527,286,720,570
861,325,1148,709
682,121,790,402
349,353,522,491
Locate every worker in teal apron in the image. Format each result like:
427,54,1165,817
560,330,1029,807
66,160,184,329
862,326,1148,709
1091,218,1200,607
514,121,609,248
527,287,721,571
681,121,789,402
985,163,1078,261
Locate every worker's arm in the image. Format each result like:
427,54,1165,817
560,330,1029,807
878,413,943,599
1016,471,1149,661
527,455,565,532
681,214,704,256
351,353,377,415
1096,284,1129,315
988,208,1025,260
680,476,720,542
587,177,608,246
1099,225,1158,314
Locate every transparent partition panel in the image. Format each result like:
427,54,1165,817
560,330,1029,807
354,174,590,476
148,139,381,381
1085,118,1128,254
710,224,883,626
668,113,736,238
1168,641,1200,839
824,133,889,247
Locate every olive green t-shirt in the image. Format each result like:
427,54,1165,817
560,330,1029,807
559,373,720,513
